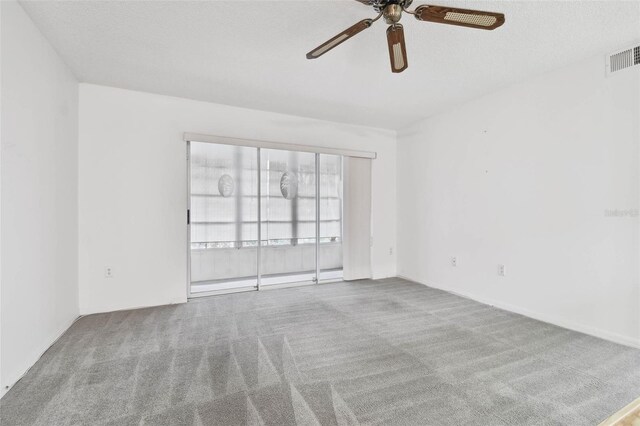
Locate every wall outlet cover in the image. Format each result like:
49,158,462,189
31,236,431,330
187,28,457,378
498,264,506,277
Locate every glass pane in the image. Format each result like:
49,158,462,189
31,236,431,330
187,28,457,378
260,149,317,285
189,142,258,293
319,154,343,281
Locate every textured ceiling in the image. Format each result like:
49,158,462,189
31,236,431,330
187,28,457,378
19,0,640,130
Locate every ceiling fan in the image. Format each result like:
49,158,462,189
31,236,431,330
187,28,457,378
306,0,505,73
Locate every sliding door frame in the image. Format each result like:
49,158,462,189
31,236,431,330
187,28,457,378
184,133,376,160
187,141,191,298
185,134,375,299
257,147,262,291
315,154,320,283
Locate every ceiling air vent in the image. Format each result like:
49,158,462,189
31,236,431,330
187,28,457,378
606,44,640,75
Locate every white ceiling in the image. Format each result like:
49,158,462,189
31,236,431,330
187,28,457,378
20,0,640,130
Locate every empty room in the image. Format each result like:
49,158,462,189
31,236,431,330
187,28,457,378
1,0,639,424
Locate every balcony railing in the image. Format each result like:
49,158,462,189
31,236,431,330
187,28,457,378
191,237,341,250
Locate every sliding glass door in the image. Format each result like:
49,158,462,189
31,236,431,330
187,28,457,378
188,141,343,296
189,143,258,293
260,149,317,287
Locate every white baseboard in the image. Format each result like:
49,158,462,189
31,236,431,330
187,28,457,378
397,274,640,349
599,396,640,426
80,298,186,316
1,314,81,400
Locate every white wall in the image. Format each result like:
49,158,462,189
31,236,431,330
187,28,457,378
1,1,79,396
397,55,640,347
78,84,397,314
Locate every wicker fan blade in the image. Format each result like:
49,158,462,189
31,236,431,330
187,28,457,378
414,5,505,30
386,24,408,73
306,19,372,59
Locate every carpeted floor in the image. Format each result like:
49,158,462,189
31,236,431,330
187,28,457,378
2,278,639,425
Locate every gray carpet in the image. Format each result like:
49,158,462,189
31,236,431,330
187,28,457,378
2,278,639,425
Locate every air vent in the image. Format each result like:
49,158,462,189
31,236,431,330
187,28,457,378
607,44,640,75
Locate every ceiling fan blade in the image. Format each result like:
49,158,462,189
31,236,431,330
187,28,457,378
414,5,505,30
306,19,372,59
353,0,373,4
386,24,408,73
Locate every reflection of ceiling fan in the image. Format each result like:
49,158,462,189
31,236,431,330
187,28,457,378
306,0,505,73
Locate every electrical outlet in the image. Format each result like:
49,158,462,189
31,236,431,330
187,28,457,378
389,247,393,255
105,267,113,278
451,257,458,267
498,264,506,277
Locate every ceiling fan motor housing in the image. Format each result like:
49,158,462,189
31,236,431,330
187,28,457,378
383,4,403,24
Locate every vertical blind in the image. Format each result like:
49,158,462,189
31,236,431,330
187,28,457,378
342,156,372,281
